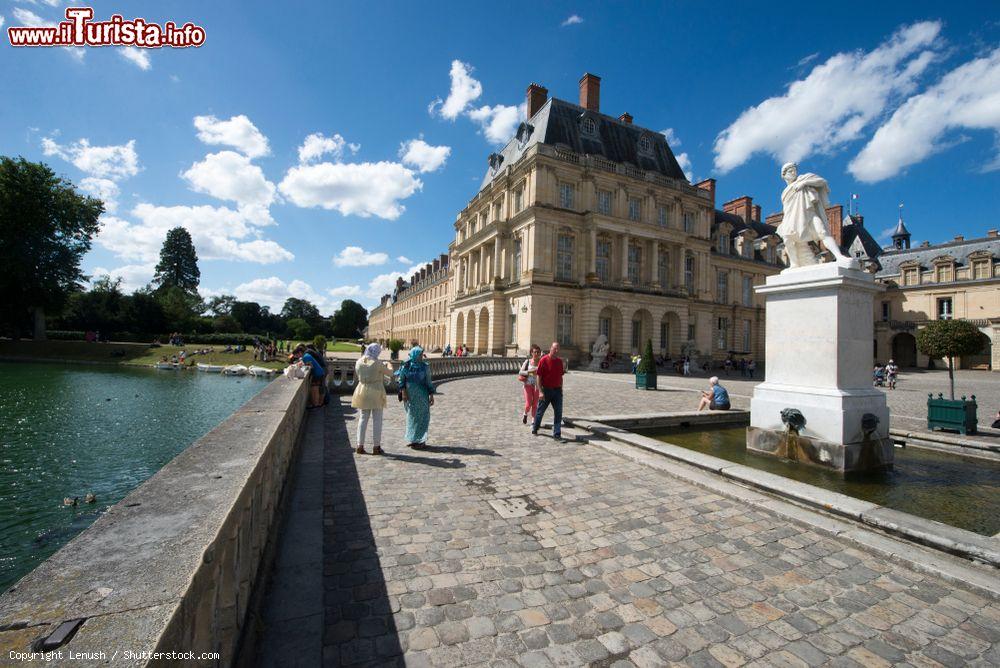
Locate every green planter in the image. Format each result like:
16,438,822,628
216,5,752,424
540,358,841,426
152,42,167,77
635,372,657,390
927,393,977,435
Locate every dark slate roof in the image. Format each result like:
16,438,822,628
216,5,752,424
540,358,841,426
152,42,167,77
892,217,911,239
480,98,688,190
876,235,1000,276
714,210,777,239
840,215,884,263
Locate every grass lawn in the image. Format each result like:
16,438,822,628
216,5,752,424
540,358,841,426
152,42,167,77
130,348,288,369
0,340,288,369
328,341,363,353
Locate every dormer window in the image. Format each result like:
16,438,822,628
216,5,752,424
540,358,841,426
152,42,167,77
581,117,597,136
515,122,534,146
639,135,652,154
487,152,504,174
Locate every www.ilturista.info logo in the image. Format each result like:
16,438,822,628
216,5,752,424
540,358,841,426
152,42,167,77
7,7,205,49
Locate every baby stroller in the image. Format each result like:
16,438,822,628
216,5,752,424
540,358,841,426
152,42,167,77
873,366,886,387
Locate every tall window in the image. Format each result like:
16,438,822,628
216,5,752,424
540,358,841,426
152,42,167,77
717,317,729,350
657,251,670,288
628,197,641,222
742,276,753,306
658,206,668,227
509,314,517,344
556,304,574,344
881,301,890,321
683,211,694,233
599,316,610,340
596,238,611,282
559,183,575,209
743,239,753,258
717,234,730,255
935,264,952,283
556,234,574,281
513,185,523,213
631,319,641,350
659,322,668,352
903,268,918,286
597,190,612,215
742,320,752,352
493,201,502,221
716,270,728,304
974,259,990,279
512,238,522,279
688,324,696,342
639,136,652,153
628,244,642,284
937,297,953,320
684,255,694,293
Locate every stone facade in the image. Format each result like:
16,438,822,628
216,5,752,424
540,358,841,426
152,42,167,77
368,255,451,351
445,75,783,363
873,230,1000,370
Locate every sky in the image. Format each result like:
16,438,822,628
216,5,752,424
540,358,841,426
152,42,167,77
2,1,999,315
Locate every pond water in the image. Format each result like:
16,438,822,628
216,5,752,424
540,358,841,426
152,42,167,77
0,362,272,592
638,426,1000,536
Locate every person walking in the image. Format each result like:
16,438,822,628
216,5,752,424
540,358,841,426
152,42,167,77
352,343,394,455
532,342,567,442
748,358,756,379
886,359,898,390
518,344,542,424
397,346,436,448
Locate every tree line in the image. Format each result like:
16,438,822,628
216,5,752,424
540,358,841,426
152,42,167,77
0,156,367,342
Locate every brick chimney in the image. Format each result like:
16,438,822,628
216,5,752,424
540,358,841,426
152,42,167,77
723,195,754,223
526,83,548,119
752,205,761,223
988,229,999,238
954,235,964,242
825,204,844,246
440,253,449,267
433,258,440,272
765,212,784,227
618,112,633,124
579,73,600,112
395,277,404,289
694,178,716,206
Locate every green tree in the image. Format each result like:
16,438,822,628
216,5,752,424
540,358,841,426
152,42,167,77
286,317,312,340
213,314,242,333
916,319,984,400
121,290,166,335
156,285,202,332
280,297,321,325
330,299,368,339
0,157,103,339
206,294,236,316
61,275,124,334
152,227,200,295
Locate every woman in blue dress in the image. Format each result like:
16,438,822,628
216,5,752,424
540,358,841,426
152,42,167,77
396,346,435,447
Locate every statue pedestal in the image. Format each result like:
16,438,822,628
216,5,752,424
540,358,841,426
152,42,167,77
747,263,893,473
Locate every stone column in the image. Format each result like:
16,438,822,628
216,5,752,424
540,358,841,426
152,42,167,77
493,237,502,281
651,240,660,289
621,233,631,285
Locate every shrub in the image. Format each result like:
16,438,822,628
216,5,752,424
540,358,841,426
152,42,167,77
312,335,327,352
916,319,984,400
637,339,657,381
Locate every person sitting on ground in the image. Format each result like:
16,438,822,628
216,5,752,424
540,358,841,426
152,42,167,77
698,376,731,411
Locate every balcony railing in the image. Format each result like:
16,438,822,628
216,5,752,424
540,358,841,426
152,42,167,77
325,356,526,394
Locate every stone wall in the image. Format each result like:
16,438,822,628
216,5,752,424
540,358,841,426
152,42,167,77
0,374,311,665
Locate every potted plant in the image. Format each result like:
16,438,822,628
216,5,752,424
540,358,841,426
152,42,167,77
635,338,657,390
916,319,982,434
387,338,403,361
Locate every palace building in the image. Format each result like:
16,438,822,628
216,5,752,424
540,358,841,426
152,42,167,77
367,254,451,350
445,73,784,363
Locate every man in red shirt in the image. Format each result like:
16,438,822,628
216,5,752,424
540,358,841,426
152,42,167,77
532,341,567,441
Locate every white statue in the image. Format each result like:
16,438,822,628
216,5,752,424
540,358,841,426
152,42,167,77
778,163,852,268
588,334,609,371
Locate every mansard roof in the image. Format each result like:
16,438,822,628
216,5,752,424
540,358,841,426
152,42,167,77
877,235,1000,276
480,97,688,190
713,209,777,239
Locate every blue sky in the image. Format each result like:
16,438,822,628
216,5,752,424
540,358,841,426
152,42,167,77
2,1,999,314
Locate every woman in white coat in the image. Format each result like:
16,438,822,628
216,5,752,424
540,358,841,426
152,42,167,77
352,343,394,455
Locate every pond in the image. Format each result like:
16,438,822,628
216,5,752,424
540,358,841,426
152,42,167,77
0,362,272,592
637,426,1000,536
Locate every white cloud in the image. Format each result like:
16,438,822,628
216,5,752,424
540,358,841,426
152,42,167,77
232,276,338,314
329,285,363,298
42,137,140,181
193,114,270,158
850,47,1000,182
0,16,5,30
429,60,483,120
181,150,277,208
397,255,411,264
561,14,584,27
119,47,150,70
713,21,942,173
333,246,389,267
365,263,427,299
78,177,120,213
279,161,422,220
660,128,682,147
96,204,293,265
675,153,694,181
399,138,451,173
468,103,526,144
89,263,154,293
797,52,819,68
297,132,360,164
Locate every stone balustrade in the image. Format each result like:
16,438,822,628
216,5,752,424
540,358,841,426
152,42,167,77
326,356,528,394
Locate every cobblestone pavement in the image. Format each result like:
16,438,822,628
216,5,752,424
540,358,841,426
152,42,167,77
308,372,1000,667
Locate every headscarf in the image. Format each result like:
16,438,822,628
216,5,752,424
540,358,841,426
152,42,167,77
363,343,381,360
408,346,424,363
397,346,428,386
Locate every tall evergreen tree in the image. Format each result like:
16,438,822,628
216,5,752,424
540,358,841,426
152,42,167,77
152,227,200,294
0,157,103,339
330,299,368,339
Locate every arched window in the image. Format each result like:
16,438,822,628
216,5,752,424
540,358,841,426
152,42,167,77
639,135,652,153
582,117,597,136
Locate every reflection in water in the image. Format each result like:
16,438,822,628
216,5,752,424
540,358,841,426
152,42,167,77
638,426,1000,536
0,362,271,592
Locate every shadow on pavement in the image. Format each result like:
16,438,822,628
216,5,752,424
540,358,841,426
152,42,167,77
323,401,404,665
